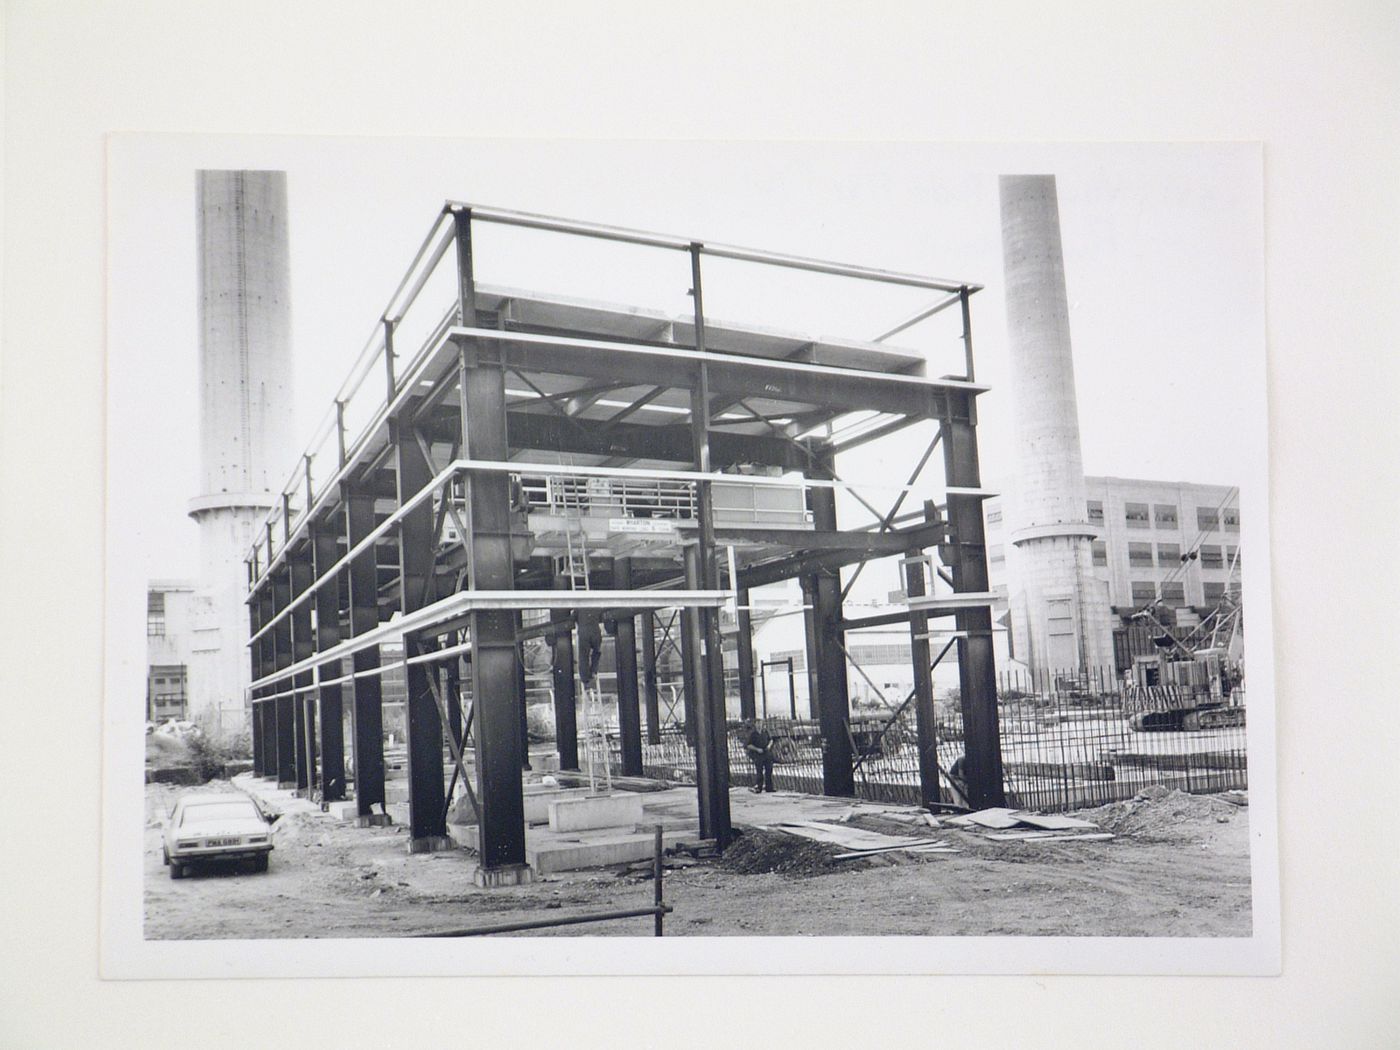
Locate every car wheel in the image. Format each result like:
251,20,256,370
254,854,269,873
169,862,185,880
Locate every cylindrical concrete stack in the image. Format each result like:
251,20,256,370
187,170,295,735
999,174,1113,675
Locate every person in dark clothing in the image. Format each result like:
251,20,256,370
741,719,776,793
576,609,603,686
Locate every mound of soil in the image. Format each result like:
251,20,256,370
1079,786,1244,840
719,827,845,877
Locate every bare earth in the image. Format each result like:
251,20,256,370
143,781,1250,939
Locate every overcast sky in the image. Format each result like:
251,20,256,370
107,137,1264,595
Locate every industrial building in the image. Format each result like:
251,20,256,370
241,199,1004,882
146,580,196,722
985,476,1242,664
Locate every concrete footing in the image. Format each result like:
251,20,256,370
408,835,455,855
356,813,392,828
548,792,644,832
473,863,534,888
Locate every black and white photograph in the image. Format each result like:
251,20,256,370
102,137,1276,974
7,4,1398,1047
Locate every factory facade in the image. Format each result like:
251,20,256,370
984,475,1242,663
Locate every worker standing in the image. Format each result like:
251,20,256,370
741,719,776,793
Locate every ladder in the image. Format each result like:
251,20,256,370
561,513,591,591
582,679,612,793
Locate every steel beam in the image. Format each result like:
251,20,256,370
513,611,531,770
271,568,296,786
310,517,346,801
345,487,386,818
803,463,854,797
686,246,732,848
550,608,579,770
735,587,756,721
640,611,660,744
395,420,448,846
290,550,315,795
612,558,643,777
940,395,1004,808
455,209,529,874
905,501,940,808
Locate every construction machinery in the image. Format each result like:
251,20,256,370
1122,645,1244,731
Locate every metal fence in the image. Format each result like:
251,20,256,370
607,664,1247,813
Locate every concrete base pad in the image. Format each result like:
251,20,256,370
325,801,359,821
356,813,393,828
408,835,455,855
548,792,645,832
452,822,693,874
474,863,534,888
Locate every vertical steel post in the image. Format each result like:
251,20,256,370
289,549,315,795
940,392,1005,808
736,586,757,721
394,420,448,849
455,207,529,879
805,454,854,797
310,517,346,801
550,609,579,770
271,568,296,786
613,557,644,777
686,243,731,847
640,611,661,744
513,611,531,769
345,487,387,820
905,501,940,808
248,582,265,776
678,604,698,746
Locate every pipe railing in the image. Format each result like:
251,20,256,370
246,200,985,581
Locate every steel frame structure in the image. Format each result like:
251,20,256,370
245,202,1004,881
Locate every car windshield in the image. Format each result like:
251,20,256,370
180,800,261,825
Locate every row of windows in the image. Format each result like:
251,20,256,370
1130,581,1236,606
1093,499,1240,532
1091,541,1239,570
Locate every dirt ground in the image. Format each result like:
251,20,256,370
144,780,1251,939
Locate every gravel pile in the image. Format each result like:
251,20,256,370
718,828,845,878
1079,786,1243,839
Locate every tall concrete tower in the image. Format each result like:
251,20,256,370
186,170,294,736
999,175,1113,675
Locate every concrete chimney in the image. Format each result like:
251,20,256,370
186,170,294,734
998,174,1113,674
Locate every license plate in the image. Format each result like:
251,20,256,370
205,837,239,847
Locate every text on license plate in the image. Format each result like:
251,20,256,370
206,837,240,847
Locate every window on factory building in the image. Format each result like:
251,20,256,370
1154,504,1178,527
1160,582,1187,606
988,543,1004,565
1125,502,1150,528
1197,507,1221,531
1130,581,1157,604
985,506,1002,526
1157,542,1181,566
1128,541,1154,567
1087,500,1104,524
1091,541,1108,566
1222,507,1240,530
1199,545,1224,568
147,664,187,720
1203,582,1227,603
1227,545,1241,567
146,591,166,636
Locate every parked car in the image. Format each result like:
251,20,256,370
162,793,274,879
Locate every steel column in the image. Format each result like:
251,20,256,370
248,588,265,776
905,502,940,808
640,611,661,744
455,208,529,875
271,568,296,786
940,395,1005,808
514,612,531,770
804,466,854,797
395,421,448,847
735,586,756,721
310,517,346,801
290,551,315,795
612,558,643,777
550,609,579,770
345,488,386,818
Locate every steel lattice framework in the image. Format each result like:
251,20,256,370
244,203,1005,881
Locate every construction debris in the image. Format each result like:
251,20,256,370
945,807,1108,843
